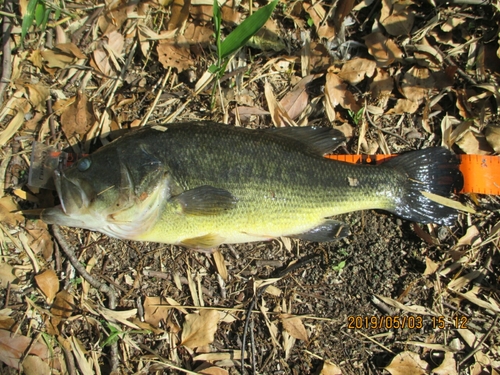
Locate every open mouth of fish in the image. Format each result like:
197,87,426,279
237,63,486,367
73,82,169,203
41,170,95,228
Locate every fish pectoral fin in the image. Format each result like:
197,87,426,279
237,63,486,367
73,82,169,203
174,185,237,215
291,220,350,242
181,234,224,249
264,126,345,155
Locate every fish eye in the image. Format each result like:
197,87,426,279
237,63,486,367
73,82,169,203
77,158,91,172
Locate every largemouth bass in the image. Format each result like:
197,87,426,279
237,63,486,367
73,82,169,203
41,122,463,248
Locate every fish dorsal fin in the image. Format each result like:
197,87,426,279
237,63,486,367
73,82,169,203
264,126,346,155
173,185,237,215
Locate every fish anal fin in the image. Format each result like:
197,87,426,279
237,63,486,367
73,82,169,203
174,185,237,215
291,220,349,242
181,234,224,249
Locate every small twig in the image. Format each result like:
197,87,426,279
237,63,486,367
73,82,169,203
52,225,119,372
0,0,14,107
53,226,115,300
4,282,11,309
365,110,410,146
459,315,499,367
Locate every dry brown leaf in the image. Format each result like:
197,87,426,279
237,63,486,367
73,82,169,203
432,352,457,375
370,67,393,104
21,354,51,375
221,0,241,25
332,0,355,34
456,225,481,247
440,115,461,149
91,48,113,76
212,250,228,281
320,360,342,375
183,23,213,47
181,309,220,349
324,70,361,121
441,16,466,32
12,189,38,203
70,336,93,375
0,196,23,226
24,220,54,260
41,43,83,70
0,329,49,370
190,3,212,23
385,351,430,375
303,2,335,40
364,31,403,67
157,42,193,72
280,314,308,342
448,270,483,291
195,364,229,375
0,105,25,147
60,91,95,137
389,98,419,114
34,269,59,304
456,288,500,314
380,0,415,36
264,80,297,127
455,131,492,155
232,106,269,121
168,0,190,30
485,125,500,152
423,257,439,275
25,84,50,112
55,43,86,59
144,296,171,327
338,58,376,85
279,75,316,120
106,30,125,58
47,290,74,335
0,263,19,289
194,351,244,362
309,41,332,72
401,66,435,102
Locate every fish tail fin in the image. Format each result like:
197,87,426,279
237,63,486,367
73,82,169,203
383,148,463,225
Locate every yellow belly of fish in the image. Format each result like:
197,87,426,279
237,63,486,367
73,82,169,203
133,194,392,248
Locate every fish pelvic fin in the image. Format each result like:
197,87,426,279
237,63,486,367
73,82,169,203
383,147,464,226
181,233,225,249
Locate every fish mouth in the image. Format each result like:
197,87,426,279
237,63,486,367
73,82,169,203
53,170,91,215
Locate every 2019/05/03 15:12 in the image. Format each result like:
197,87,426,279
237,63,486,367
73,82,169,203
347,315,469,330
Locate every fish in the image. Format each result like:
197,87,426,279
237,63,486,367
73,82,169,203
41,121,463,249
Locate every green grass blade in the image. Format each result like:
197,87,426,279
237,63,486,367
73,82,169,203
213,0,222,62
219,0,278,59
21,0,39,45
35,1,46,27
